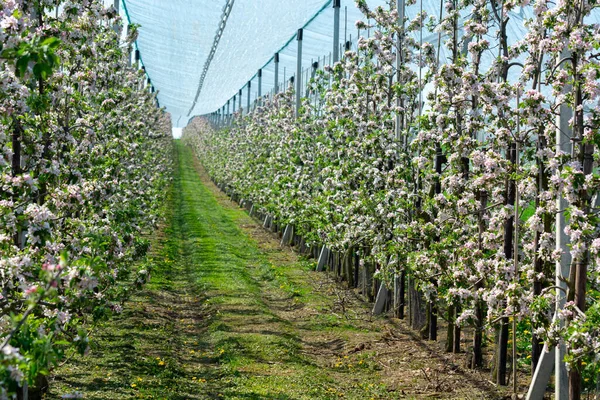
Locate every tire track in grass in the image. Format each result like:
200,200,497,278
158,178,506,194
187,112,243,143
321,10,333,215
173,142,395,399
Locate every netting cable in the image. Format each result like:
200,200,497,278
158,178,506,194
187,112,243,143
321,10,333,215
186,0,236,117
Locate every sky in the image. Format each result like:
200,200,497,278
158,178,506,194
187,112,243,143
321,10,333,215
172,127,183,139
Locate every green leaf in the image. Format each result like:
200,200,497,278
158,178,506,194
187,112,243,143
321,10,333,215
16,56,30,77
40,37,60,49
33,63,52,80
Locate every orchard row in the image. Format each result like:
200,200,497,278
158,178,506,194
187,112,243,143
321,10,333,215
0,1,171,397
184,0,600,397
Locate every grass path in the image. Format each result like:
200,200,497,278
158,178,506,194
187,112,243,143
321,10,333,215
49,142,395,399
49,141,501,399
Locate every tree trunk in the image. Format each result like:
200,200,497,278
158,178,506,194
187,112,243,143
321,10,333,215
496,318,509,385
567,52,592,400
398,270,405,319
454,304,461,353
472,190,487,368
428,294,437,341
11,123,22,248
410,279,426,331
446,305,455,352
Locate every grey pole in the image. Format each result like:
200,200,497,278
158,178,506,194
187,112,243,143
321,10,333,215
233,95,236,118
239,89,243,113
113,0,120,34
126,25,132,67
258,69,262,106
140,66,146,91
247,81,251,114
295,28,303,118
554,51,572,400
333,0,341,64
309,61,318,97
274,53,280,94
227,100,230,125
134,49,140,69
526,49,572,400
395,0,405,141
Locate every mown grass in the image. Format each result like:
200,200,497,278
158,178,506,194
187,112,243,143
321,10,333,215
48,141,398,400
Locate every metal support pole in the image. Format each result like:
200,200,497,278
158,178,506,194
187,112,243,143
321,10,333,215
258,69,262,106
555,69,572,400
296,28,303,118
233,95,236,117
113,0,121,34
274,53,280,94
309,61,318,97
140,66,146,91
227,100,230,125
528,49,572,400
333,0,341,64
395,0,405,141
239,89,242,113
134,49,140,70
247,81,251,114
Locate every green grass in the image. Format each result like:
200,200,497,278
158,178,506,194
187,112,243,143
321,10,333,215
48,141,396,400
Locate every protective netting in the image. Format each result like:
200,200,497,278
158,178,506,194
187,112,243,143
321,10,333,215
122,0,331,126
120,0,599,127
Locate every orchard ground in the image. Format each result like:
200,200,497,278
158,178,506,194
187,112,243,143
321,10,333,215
49,142,509,399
